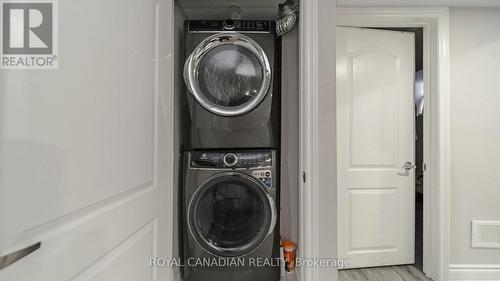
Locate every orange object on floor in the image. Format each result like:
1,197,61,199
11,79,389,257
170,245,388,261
283,240,297,272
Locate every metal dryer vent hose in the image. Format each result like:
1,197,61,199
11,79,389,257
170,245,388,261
276,1,299,36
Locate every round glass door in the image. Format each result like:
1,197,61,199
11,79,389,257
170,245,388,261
188,173,276,257
184,33,272,117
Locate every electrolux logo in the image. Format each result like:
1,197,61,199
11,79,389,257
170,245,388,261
1,0,58,69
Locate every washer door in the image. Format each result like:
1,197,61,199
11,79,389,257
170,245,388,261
184,33,272,117
188,172,276,257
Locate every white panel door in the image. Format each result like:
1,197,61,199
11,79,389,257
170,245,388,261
0,0,175,280
336,27,415,269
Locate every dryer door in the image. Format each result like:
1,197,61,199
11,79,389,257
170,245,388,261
184,33,272,117
188,172,276,257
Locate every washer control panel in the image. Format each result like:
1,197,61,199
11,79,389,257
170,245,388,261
190,151,272,169
252,170,272,188
223,153,238,167
188,20,272,33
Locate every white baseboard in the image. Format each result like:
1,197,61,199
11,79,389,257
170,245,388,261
449,264,500,281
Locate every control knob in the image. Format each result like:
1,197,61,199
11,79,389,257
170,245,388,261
223,19,236,30
223,153,238,167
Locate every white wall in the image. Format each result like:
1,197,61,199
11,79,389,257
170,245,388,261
449,8,500,266
280,27,300,243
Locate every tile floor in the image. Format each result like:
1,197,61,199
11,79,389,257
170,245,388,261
338,265,431,281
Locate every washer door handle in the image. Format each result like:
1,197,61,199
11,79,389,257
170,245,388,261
266,194,277,236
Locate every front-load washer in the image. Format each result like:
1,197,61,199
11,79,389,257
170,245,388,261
183,20,281,149
181,150,280,281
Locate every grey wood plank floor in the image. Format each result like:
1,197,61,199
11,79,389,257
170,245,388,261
339,265,432,281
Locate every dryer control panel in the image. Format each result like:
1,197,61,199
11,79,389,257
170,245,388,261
190,151,273,169
188,20,272,33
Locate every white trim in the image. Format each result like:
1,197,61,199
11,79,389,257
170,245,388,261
449,264,500,281
299,0,337,281
439,11,452,281
300,5,450,281
299,0,320,280
336,0,500,7
335,7,450,281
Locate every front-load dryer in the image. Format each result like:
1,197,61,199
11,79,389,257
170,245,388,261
183,20,280,149
181,150,280,281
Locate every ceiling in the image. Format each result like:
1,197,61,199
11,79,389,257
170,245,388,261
175,0,500,20
337,0,500,7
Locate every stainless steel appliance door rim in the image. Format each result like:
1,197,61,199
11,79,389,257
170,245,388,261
184,32,272,117
187,172,277,258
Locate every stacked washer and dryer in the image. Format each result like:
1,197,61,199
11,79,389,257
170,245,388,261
181,19,281,281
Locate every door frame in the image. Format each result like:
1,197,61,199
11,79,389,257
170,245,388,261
336,26,420,269
299,6,451,281
299,1,338,281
